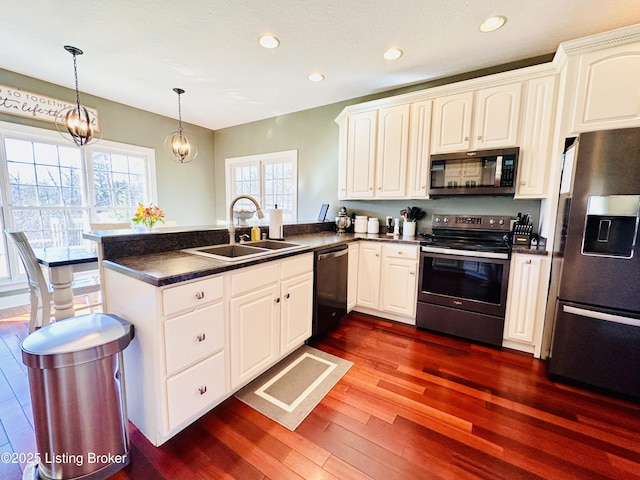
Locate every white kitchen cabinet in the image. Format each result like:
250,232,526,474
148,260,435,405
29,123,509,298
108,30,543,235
407,100,433,198
570,41,640,133
473,83,522,149
103,269,229,446
230,280,280,389
355,242,382,309
375,104,410,198
431,84,522,154
355,242,418,324
230,253,314,389
503,254,551,358
347,242,359,311
516,75,558,198
431,91,474,153
346,110,377,198
280,271,314,356
380,244,418,320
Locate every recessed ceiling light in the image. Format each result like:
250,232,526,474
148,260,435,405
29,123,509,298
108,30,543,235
480,15,507,32
383,48,403,61
308,72,325,82
259,35,280,49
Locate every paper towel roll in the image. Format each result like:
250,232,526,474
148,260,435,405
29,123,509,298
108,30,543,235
269,207,283,239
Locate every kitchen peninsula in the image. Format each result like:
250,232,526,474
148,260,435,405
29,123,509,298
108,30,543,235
86,222,424,445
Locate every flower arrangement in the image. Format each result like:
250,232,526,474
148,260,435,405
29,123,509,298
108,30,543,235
132,203,165,228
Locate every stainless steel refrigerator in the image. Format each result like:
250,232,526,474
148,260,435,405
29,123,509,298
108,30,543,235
547,127,640,399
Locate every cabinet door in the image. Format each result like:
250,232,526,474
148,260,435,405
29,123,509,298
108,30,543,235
571,42,640,132
517,75,557,198
280,272,313,356
230,283,280,389
375,104,410,198
380,256,418,320
504,255,550,358
347,243,359,311
346,110,377,198
407,100,432,198
473,83,522,149
431,92,474,153
355,242,381,308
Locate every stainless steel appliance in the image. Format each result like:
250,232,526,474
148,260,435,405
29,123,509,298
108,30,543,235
417,214,512,347
313,244,348,336
547,127,640,399
429,147,519,196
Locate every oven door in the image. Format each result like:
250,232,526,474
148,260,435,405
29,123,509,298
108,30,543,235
418,248,510,317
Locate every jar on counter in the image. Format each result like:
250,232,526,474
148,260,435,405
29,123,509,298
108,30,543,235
367,217,379,234
354,216,368,233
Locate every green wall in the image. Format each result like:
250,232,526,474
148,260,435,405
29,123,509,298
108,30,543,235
0,68,216,227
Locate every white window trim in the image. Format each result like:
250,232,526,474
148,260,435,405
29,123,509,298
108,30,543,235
225,149,298,223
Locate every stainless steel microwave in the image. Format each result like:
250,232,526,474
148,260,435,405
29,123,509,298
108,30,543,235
429,147,519,196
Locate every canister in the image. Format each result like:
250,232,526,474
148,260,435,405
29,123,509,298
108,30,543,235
367,217,379,234
354,216,368,233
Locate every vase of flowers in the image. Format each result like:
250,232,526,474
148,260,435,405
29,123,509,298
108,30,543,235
132,203,165,229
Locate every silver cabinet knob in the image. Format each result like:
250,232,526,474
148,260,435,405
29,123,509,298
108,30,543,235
197,333,206,342
198,386,207,395
195,291,205,300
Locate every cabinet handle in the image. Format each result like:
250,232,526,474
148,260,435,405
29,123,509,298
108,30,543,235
398,251,403,255
275,297,281,303
285,293,290,299
369,187,373,191
197,333,206,342
477,135,482,140
195,291,205,300
525,259,532,264
378,187,382,190
198,386,207,395
410,271,415,275
464,136,469,141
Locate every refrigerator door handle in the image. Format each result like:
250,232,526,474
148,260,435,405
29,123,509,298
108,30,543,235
563,305,640,327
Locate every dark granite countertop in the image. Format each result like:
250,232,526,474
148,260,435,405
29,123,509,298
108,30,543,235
101,231,424,287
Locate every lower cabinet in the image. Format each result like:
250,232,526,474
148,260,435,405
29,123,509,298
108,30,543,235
230,253,313,390
103,252,314,446
503,253,551,358
354,242,418,324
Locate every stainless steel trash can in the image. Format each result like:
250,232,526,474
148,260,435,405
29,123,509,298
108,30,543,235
21,313,134,480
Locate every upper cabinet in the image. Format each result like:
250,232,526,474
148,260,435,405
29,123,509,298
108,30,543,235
375,104,410,198
431,83,522,154
407,100,433,198
344,110,377,199
569,41,640,133
516,75,558,199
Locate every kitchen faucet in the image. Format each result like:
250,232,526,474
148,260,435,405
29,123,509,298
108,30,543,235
228,195,264,244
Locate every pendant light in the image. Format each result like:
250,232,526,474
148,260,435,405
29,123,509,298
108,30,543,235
55,45,102,146
164,88,198,164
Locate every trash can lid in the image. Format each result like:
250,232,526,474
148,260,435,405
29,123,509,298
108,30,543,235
21,313,131,356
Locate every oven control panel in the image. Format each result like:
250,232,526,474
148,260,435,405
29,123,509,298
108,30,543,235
432,214,512,231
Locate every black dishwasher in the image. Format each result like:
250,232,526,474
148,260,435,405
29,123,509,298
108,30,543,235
313,245,348,337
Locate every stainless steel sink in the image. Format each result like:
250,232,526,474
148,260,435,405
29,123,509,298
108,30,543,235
182,240,305,262
243,240,304,250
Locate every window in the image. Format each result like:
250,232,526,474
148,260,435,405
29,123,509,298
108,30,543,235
0,121,156,285
225,150,297,224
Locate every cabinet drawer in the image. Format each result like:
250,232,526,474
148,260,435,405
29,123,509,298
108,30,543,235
162,276,223,317
280,252,314,279
231,262,279,296
164,302,225,375
166,352,226,430
382,244,418,260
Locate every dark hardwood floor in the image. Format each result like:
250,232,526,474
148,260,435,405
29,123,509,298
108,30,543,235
1,310,639,479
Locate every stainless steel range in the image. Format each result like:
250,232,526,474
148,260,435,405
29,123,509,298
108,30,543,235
417,214,513,347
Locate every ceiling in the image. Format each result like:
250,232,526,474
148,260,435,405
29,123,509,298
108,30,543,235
2,1,640,131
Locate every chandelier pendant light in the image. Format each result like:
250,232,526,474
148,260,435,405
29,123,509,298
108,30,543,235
164,87,198,163
55,45,102,146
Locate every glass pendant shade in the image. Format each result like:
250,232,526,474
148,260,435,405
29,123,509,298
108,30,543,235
55,46,102,146
164,130,198,163
165,88,198,164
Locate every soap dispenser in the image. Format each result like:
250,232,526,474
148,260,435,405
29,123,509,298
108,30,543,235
251,222,261,241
